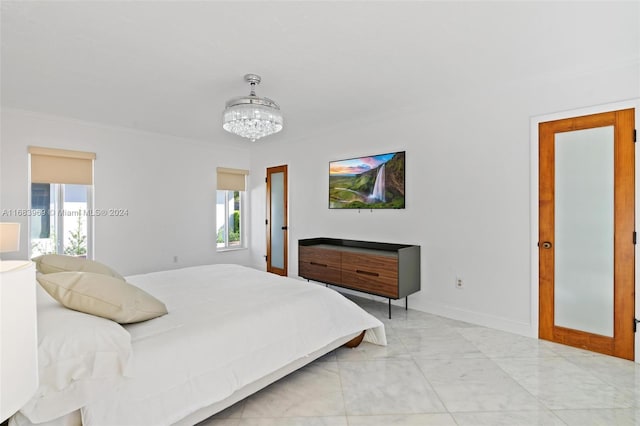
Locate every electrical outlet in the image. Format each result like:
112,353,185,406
456,277,463,289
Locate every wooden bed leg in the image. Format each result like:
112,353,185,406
343,331,366,348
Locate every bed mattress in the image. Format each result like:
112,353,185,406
73,264,386,425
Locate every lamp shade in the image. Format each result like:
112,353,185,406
0,260,38,421
0,223,21,253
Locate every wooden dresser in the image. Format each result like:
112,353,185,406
298,238,420,318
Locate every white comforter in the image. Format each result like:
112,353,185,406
80,264,385,425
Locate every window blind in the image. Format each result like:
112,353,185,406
217,167,249,192
29,146,96,185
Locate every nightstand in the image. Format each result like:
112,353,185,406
0,260,38,423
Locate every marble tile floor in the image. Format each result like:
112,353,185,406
199,295,640,426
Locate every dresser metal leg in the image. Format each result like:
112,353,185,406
388,299,391,319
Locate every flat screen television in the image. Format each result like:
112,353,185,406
329,151,405,209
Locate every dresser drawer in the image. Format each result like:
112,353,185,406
298,262,341,284
299,247,341,269
341,252,398,298
299,246,342,284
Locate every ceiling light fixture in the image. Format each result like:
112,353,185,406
222,74,283,142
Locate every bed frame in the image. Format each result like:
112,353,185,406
176,331,360,425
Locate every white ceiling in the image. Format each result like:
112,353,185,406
1,1,635,144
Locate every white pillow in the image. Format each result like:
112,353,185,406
33,254,124,280
37,271,168,324
19,286,133,424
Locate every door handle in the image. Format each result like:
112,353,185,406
281,226,288,230
540,241,552,249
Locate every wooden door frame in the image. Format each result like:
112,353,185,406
266,165,288,276
530,99,640,362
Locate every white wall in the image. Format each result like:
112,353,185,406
0,109,251,275
249,4,640,337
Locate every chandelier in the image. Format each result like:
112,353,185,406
222,74,283,142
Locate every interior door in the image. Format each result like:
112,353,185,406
539,108,635,360
266,165,288,276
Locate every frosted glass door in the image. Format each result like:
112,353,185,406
539,108,635,360
270,171,285,270
554,126,614,337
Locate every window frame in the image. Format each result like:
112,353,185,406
216,189,246,251
28,183,94,259
28,146,95,260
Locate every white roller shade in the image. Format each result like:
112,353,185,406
29,146,95,185
217,167,249,191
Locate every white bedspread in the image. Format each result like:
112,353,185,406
80,264,386,426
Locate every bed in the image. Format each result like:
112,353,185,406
11,263,386,426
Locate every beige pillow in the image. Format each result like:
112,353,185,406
37,271,168,324
33,254,124,280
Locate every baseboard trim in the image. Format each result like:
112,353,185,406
419,301,535,338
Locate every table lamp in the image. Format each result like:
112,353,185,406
0,223,20,254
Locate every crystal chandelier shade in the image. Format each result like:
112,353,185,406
222,74,283,142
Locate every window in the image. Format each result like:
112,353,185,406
29,147,95,259
216,190,242,249
31,184,92,257
216,167,248,250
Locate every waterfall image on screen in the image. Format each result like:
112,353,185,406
329,151,405,209
370,164,386,202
